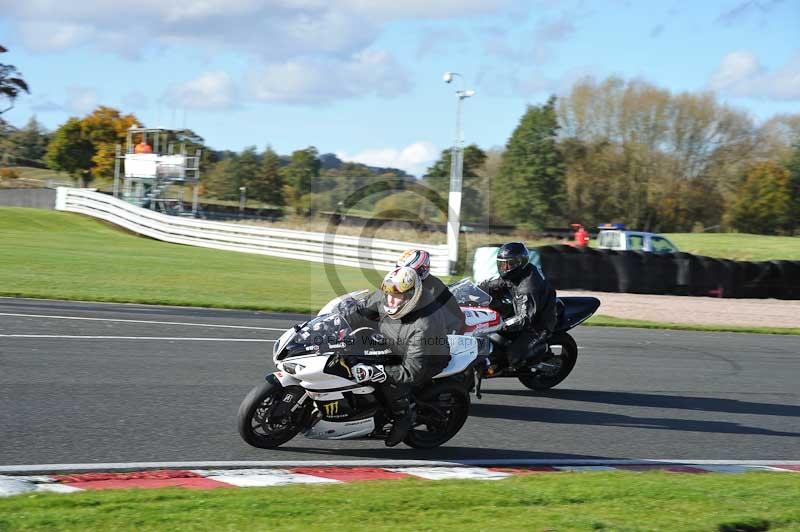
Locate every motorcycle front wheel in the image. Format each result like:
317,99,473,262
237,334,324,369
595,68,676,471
404,381,470,449
237,381,306,449
517,332,578,391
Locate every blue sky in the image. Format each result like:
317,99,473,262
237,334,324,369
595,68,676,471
1,0,798,175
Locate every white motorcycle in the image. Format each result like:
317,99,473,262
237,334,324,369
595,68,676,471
237,293,488,449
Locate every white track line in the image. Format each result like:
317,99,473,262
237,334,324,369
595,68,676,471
0,335,275,342
0,312,287,331
1,459,798,474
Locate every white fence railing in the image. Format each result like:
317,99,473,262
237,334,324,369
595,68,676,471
55,187,450,275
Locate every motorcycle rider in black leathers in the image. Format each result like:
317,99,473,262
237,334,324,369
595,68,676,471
337,266,451,447
396,249,466,334
479,242,558,369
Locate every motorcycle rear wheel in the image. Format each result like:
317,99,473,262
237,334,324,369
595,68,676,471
237,381,305,449
517,332,578,391
404,381,470,449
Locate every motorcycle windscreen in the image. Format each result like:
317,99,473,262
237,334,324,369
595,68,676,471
555,297,601,332
279,314,353,360
449,278,492,306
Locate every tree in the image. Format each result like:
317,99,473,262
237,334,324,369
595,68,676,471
227,145,259,205
786,142,800,234
203,156,238,199
493,96,566,228
44,118,93,185
79,106,139,183
557,76,756,231
44,106,139,186
0,45,29,115
281,147,320,213
8,116,49,166
423,144,487,222
250,146,285,206
730,161,792,235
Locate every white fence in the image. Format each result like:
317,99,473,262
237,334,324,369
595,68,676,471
55,187,450,275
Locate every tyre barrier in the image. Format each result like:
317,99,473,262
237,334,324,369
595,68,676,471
532,245,800,299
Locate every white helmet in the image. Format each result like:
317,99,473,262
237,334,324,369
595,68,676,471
396,249,431,280
380,266,422,319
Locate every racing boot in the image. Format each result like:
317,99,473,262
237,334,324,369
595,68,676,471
509,332,549,372
385,403,416,447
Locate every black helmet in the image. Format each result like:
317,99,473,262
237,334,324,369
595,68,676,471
497,242,529,279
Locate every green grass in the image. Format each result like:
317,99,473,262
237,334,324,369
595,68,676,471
0,207,379,313
0,472,798,531
1,208,798,336
664,232,800,261
586,314,800,336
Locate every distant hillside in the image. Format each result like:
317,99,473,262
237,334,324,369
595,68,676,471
208,149,408,177
318,153,409,176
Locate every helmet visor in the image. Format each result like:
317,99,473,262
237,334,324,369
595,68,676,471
497,256,525,275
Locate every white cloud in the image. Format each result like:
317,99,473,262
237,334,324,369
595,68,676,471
247,50,410,104
165,71,237,110
16,21,92,52
707,50,762,91
707,50,800,101
0,0,507,59
66,86,98,114
337,141,439,176
1,0,508,106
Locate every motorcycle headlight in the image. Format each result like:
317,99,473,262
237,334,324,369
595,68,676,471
282,362,305,375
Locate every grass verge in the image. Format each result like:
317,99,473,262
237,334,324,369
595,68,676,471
664,232,800,261
1,472,798,531
586,314,800,336
0,208,376,314
1,208,797,335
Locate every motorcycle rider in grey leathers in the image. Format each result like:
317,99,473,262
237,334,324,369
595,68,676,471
337,266,450,447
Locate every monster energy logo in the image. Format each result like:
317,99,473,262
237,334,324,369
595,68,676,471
323,401,340,416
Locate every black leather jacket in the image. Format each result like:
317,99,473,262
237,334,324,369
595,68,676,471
479,263,557,333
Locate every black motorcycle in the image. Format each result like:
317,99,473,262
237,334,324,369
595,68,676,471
451,279,600,391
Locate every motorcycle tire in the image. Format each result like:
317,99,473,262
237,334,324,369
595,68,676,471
517,332,578,391
237,381,305,449
404,381,470,449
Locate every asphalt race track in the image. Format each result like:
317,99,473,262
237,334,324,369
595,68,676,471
1,297,798,466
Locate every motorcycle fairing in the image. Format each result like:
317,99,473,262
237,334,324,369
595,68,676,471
435,335,479,378
304,417,376,440
554,297,601,332
278,354,369,392
462,307,502,334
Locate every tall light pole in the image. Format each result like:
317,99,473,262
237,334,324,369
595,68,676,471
443,71,475,273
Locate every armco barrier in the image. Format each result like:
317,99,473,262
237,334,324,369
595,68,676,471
532,244,799,300
55,188,449,275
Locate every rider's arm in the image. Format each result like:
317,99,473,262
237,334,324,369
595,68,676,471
336,290,381,330
383,330,426,385
478,277,503,294
384,320,450,385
